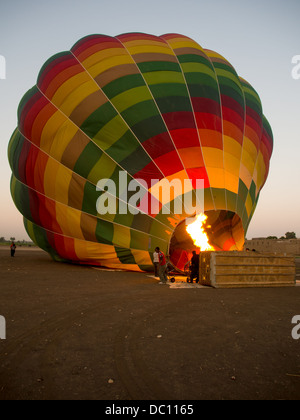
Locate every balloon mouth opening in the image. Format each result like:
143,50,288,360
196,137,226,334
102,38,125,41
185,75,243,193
168,210,245,272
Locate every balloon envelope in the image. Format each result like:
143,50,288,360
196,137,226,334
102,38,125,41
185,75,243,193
8,33,273,272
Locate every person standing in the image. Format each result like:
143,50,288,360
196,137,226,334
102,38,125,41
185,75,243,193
153,249,160,277
190,251,199,283
155,247,168,284
10,242,16,257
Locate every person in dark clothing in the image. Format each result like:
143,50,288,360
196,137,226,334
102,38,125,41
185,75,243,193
190,251,199,283
10,242,16,257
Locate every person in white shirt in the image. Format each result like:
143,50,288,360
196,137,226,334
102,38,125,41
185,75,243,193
153,249,160,277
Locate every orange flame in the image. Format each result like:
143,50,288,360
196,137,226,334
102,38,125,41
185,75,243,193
186,213,214,251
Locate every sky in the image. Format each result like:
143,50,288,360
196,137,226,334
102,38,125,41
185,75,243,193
0,0,299,241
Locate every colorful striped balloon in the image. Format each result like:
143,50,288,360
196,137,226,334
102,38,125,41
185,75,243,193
8,33,273,272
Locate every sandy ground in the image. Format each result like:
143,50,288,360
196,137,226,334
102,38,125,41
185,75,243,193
0,248,299,400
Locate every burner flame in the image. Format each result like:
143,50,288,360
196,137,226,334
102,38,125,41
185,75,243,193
186,213,214,251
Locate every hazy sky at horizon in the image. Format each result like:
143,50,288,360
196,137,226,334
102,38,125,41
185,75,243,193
0,0,299,241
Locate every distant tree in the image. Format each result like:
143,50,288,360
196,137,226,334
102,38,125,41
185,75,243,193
0,237,5,242
267,236,278,240
10,237,15,242
285,232,296,239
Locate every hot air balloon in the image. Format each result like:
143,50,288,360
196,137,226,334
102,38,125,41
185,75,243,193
8,33,273,272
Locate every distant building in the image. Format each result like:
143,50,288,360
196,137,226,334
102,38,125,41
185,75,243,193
245,238,300,255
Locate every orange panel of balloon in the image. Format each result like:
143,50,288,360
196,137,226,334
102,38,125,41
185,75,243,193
8,33,273,272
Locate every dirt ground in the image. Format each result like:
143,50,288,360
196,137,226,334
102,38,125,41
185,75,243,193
0,248,299,400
